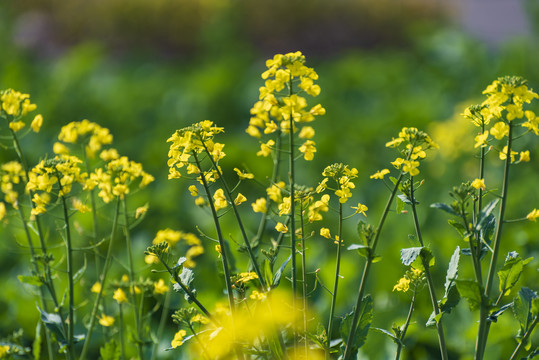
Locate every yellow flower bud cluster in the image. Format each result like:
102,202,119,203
247,51,325,161
0,89,43,133
319,163,359,204
167,120,225,182
57,119,113,158
0,161,24,209
147,228,204,268
385,127,438,177
393,267,424,293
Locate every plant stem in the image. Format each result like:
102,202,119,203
343,173,403,360
123,197,145,360
395,291,416,360
476,123,513,360
80,198,121,360
326,203,343,359
299,198,308,358
410,178,448,360
193,151,236,313
201,142,265,289
60,194,76,360
508,315,538,360
119,304,126,360
151,289,171,360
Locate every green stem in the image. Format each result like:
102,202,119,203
300,198,308,359
151,289,171,360
410,178,448,360
476,123,513,360
60,194,76,360
119,304,126,360
201,141,266,289
508,315,538,360
395,291,416,360
343,173,403,360
80,198,121,360
326,203,343,358
193,151,236,314
123,197,145,360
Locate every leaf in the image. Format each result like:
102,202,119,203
370,327,402,346
532,298,539,316
411,248,434,271
487,303,513,323
18,275,43,287
400,247,423,266
498,252,533,296
445,246,460,294
348,244,369,259
263,259,273,290
396,197,405,214
513,287,538,329
99,340,120,360
475,199,499,232
33,321,42,360
426,312,443,327
37,306,65,343
456,280,482,311
272,255,291,288
397,194,417,205
340,295,373,354
73,256,87,284
447,220,467,237
430,202,458,216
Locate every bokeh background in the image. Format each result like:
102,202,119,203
1,0,539,358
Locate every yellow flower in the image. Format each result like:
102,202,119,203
474,131,489,148
298,140,316,161
351,203,368,216
252,198,267,213
171,329,187,348
299,126,315,139
527,209,539,222
98,314,115,327
275,222,288,233
91,282,102,294
53,142,70,155
391,158,404,169
237,272,259,283
9,121,25,132
135,204,148,219
370,169,390,179
154,279,169,295
145,254,159,264
320,228,331,239
113,288,128,304
0,345,10,357
490,121,509,140
234,168,254,180
402,160,420,176
195,197,205,206
471,178,486,191
278,197,291,216
257,139,275,157
72,198,91,213
250,290,267,300
234,193,247,205
267,181,285,202
213,188,228,211
100,148,119,161
393,277,411,292
0,202,6,221
519,150,530,162
188,185,198,196
31,114,43,132
499,146,517,162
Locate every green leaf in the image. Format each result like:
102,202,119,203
263,259,273,290
445,246,460,294
18,275,43,287
99,339,120,360
37,306,65,343
73,256,87,284
430,202,458,216
513,287,538,329
532,298,539,316
340,295,373,354
498,252,533,296
456,280,482,311
397,194,414,205
348,244,369,259
475,199,499,232
487,303,513,323
389,176,398,186
426,312,443,327
33,321,42,360
400,247,423,266
272,255,291,288
411,248,434,271
370,327,402,346
396,197,405,214
447,220,467,237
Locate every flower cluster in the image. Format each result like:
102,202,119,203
145,228,204,268
26,155,85,215
0,89,43,133
383,127,438,177
0,161,24,209
246,51,325,160
85,155,154,203
317,163,359,204
55,119,113,158
464,76,538,162
393,267,424,293
167,120,225,180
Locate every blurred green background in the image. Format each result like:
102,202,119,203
1,0,539,359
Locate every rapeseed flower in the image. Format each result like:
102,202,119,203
113,288,128,304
